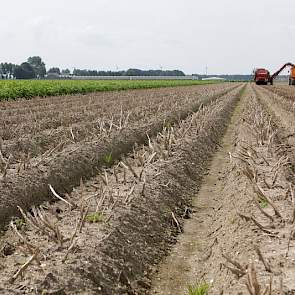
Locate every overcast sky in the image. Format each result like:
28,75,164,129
1,0,295,74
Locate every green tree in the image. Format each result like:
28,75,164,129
125,68,142,76
61,68,71,75
47,67,61,75
14,62,36,79
0,63,16,77
27,56,46,78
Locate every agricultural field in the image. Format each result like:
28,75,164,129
0,82,295,294
0,79,220,100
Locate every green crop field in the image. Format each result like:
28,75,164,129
0,79,221,100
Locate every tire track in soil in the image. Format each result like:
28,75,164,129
152,84,295,294
150,83,248,295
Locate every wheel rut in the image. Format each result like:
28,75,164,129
151,84,247,294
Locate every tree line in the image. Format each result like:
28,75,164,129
0,57,67,79
0,56,185,79
72,68,185,76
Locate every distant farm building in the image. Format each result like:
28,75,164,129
202,77,226,81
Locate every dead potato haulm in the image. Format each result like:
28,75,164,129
0,83,295,294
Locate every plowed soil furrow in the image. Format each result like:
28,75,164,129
151,84,295,294
0,85,240,226
256,86,295,177
151,83,249,295
1,85,236,162
1,99,185,160
0,84,244,294
261,85,295,116
257,86,295,131
0,84,229,115
1,92,172,139
264,85,295,103
1,80,295,294
0,84,235,166
0,84,232,137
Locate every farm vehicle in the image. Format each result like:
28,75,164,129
254,62,295,85
254,68,270,85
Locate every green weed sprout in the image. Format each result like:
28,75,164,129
103,153,113,166
85,212,104,223
187,281,210,295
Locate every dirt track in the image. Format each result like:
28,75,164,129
1,83,295,294
152,84,295,294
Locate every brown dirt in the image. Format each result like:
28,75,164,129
3,82,295,295
0,84,231,141
151,84,295,294
0,83,292,294
2,84,234,164
0,85,239,226
257,86,295,182
264,85,295,103
0,85,243,293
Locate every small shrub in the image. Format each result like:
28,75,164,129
103,153,113,166
259,199,268,208
187,281,210,295
85,212,104,223
13,218,26,230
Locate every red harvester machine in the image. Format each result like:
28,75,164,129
254,62,295,85
254,68,270,85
